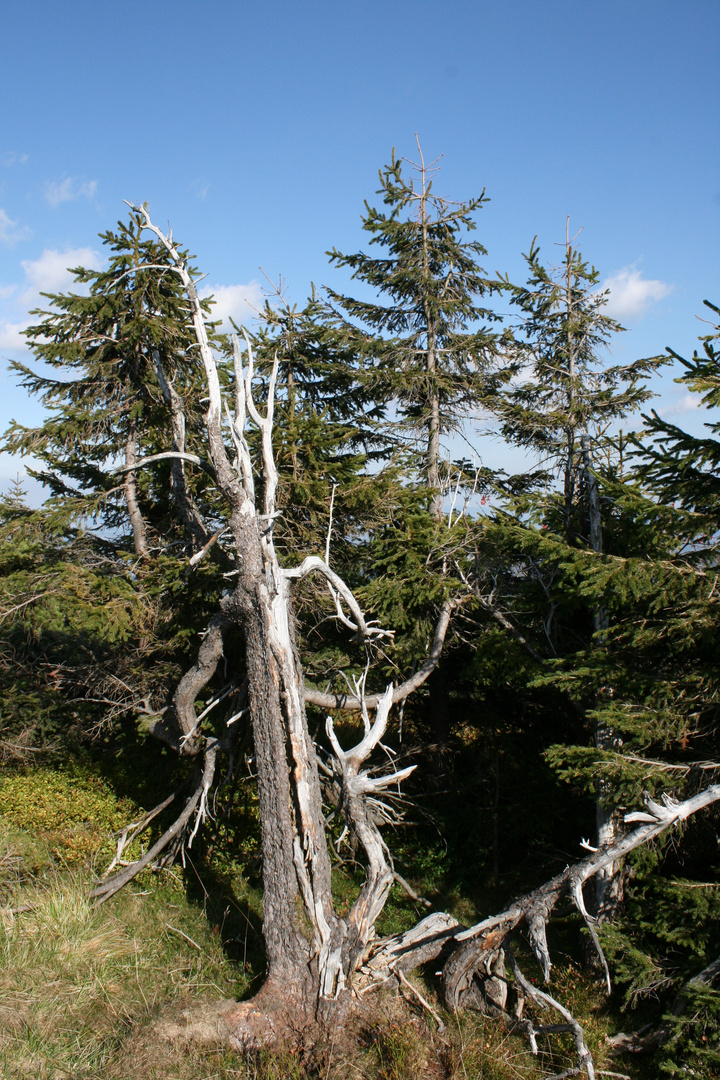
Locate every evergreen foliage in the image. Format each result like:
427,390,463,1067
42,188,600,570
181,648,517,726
496,230,663,541
636,299,720,520
3,210,219,553
326,144,505,519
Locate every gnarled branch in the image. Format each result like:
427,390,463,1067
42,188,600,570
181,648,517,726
304,597,461,709
91,738,220,904
284,555,394,643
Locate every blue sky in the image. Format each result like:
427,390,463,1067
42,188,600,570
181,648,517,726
1,0,718,495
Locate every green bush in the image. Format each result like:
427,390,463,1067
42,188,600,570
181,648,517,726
0,764,140,864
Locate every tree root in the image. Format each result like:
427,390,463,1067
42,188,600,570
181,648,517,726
154,978,344,1053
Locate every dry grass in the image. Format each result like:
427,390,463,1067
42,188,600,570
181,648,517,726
0,823,246,1079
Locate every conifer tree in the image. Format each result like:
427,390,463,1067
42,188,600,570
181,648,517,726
3,210,217,556
496,225,661,543
325,146,506,735
485,229,665,910
326,142,503,520
536,305,720,1070
1,213,227,741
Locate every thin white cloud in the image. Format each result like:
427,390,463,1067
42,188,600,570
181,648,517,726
667,392,702,417
43,176,98,208
0,247,102,354
601,266,673,321
0,320,28,351
0,208,32,247
199,282,265,330
191,179,211,201
19,246,102,305
2,151,28,167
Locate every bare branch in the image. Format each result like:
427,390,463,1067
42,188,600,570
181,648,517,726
127,203,240,500
283,555,393,643
305,597,461,710
505,946,595,1079
361,780,720,1069
394,965,446,1031
173,614,229,753
188,523,231,569
91,739,220,904
326,686,405,969
229,334,255,501
110,450,217,480
103,789,180,877
325,481,338,566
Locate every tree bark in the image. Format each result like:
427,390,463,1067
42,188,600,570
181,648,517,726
124,427,148,555
581,433,621,918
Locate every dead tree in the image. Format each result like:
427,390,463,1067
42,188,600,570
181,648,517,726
95,205,463,1045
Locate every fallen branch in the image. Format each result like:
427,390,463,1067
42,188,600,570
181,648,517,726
102,789,181,878
362,782,720,1079
394,965,446,1032
91,739,220,904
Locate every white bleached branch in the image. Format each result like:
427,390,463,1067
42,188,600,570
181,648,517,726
241,328,279,518
305,597,461,709
283,555,393,642
127,203,239,499
325,685,416,971
230,333,255,500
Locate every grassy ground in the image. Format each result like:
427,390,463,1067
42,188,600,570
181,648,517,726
0,765,649,1079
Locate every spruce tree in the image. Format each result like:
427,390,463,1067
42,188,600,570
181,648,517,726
325,146,507,736
3,210,217,556
1,212,227,743
636,299,720,520
483,230,666,911
536,304,720,1071
496,226,661,543
326,143,504,520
